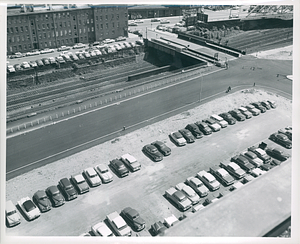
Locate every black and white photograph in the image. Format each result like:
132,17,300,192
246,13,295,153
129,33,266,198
1,1,299,243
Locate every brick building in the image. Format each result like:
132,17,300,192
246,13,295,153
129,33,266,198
7,4,128,55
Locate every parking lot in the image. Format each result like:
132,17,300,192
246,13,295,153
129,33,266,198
6,89,292,236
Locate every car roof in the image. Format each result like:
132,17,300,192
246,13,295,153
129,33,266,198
97,164,108,172
204,172,215,181
228,162,239,170
86,167,97,176
34,190,47,198
73,174,85,183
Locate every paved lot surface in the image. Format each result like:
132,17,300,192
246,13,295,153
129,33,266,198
6,99,291,236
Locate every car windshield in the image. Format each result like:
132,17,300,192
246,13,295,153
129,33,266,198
150,147,158,153
7,210,17,216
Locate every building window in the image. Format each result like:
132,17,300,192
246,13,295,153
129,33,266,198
66,39,68,44
74,25,77,30
83,28,86,33
100,24,103,29
37,24,40,30
25,26,29,31
45,14,48,20
117,22,120,28
69,30,72,35
24,44,27,49
32,29,35,35
43,33,46,38
38,34,42,40
56,31,58,37
33,37,36,42
91,27,94,32
68,21,71,27
112,23,114,28
8,37,12,43
112,30,115,35
88,27,90,32
87,19,89,24
16,36,19,42
21,36,24,41
112,14,114,19
116,14,119,20
97,24,99,30
20,26,23,32
28,43,32,48
7,28,9,34
31,20,34,26
15,27,19,33
79,29,81,34
64,22,66,27
49,41,52,46
100,16,102,21
91,19,93,23
42,24,45,30
73,15,76,21
10,27,14,33
106,23,108,29
79,19,81,25
96,16,98,21
27,35,30,40
45,42,48,47
60,30,63,36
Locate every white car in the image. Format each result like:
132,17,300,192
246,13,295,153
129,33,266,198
17,197,41,221
89,50,97,57
210,114,228,128
169,131,187,146
40,48,55,54
121,153,141,172
251,168,267,177
59,51,71,56
238,107,252,119
7,65,16,73
6,200,21,227
104,39,115,44
94,164,113,183
175,182,200,205
94,49,102,56
202,118,221,132
83,167,101,187
134,19,144,23
242,151,264,167
185,177,209,197
91,221,114,236
21,61,30,69
160,19,170,24
197,171,220,191
106,211,132,236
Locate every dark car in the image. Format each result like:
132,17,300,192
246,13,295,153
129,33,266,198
231,155,255,172
185,124,204,139
195,121,212,135
267,100,277,108
58,178,78,201
110,159,129,177
248,146,272,163
278,128,292,141
269,133,292,149
45,185,65,207
219,113,236,125
151,141,171,156
142,144,164,162
35,59,44,67
260,101,271,110
251,102,266,113
265,147,290,161
32,190,52,212
13,64,22,71
228,109,246,121
151,221,168,236
244,104,260,116
70,174,90,194
121,207,146,231
260,163,274,171
178,129,195,143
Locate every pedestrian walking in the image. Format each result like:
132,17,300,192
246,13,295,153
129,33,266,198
123,126,126,131
226,86,231,93
253,82,256,86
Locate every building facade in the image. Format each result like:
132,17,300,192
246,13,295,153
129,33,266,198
7,5,128,55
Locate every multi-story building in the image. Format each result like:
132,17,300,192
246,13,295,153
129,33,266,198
7,4,128,55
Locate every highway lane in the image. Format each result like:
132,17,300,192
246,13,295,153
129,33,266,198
6,57,292,179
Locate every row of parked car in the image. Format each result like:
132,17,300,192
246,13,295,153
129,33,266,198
168,100,277,147
6,153,141,227
163,139,290,213
7,41,140,73
81,206,146,236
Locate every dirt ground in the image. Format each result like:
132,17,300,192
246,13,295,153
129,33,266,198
5,45,293,236
250,45,293,60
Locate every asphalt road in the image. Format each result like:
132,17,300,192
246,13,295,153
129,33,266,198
6,106,292,236
6,56,292,179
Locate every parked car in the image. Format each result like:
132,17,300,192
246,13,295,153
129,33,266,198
121,153,141,171
151,18,161,22
260,101,271,110
251,102,266,113
209,166,235,186
185,124,204,139
110,159,129,177
40,48,55,54
265,147,290,161
202,118,221,132
151,141,171,156
278,128,292,141
13,64,22,71
106,211,132,236
17,197,41,221
175,183,200,205
251,168,267,177
178,129,195,143
77,53,85,60
58,46,71,51
48,57,56,64
267,100,277,108
218,112,236,125
136,40,144,45
73,43,86,49
104,39,115,44
71,174,90,194
160,19,170,24
21,61,30,69
231,155,255,172
165,187,192,211
83,167,101,187
169,131,187,146
151,221,167,236
195,121,213,135
260,163,274,171
69,53,79,61
55,56,65,64
91,221,114,236
185,177,209,197
32,190,52,212
35,59,44,67
220,161,246,179
228,109,246,121
238,107,252,119
6,200,21,227
128,22,138,26
29,61,38,68
61,54,72,62
248,146,271,163
243,105,260,116
94,164,113,183
45,185,65,207
210,114,228,128
58,178,78,200
142,144,163,162
242,151,264,167
7,65,16,73
26,50,40,56
121,207,146,231
269,133,292,149
115,36,126,41
196,170,220,191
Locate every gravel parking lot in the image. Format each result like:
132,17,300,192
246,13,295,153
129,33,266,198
6,89,292,236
